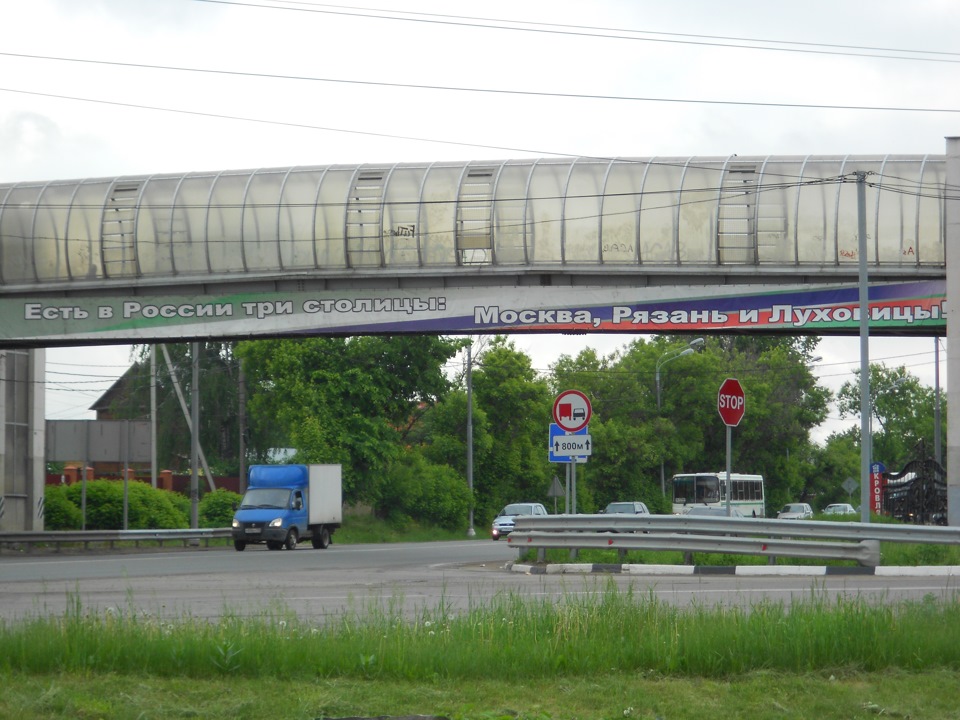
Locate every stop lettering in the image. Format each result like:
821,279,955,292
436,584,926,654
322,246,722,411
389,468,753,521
717,378,745,426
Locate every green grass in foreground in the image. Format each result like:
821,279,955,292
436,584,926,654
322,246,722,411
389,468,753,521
3,587,960,718
3,670,960,720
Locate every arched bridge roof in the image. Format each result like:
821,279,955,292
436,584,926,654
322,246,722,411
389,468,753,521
0,154,945,295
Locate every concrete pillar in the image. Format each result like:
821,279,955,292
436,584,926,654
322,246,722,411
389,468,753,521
946,137,960,526
28,348,45,531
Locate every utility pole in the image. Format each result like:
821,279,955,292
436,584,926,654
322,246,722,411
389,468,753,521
856,171,872,524
466,343,475,537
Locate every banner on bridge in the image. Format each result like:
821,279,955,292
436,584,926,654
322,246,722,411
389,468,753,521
0,279,943,345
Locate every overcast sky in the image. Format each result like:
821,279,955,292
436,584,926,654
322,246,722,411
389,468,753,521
2,0,957,442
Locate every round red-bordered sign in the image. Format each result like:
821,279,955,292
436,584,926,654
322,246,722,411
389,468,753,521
553,389,592,432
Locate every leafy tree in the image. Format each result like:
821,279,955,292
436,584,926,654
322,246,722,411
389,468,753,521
470,337,553,522
807,431,861,510
236,335,462,507
836,364,941,472
547,335,829,517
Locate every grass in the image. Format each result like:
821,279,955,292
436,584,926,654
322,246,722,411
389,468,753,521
6,514,960,718
3,586,960,718
5,584,960,679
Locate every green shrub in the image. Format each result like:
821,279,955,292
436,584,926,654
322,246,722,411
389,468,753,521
43,484,83,530
376,452,471,530
169,491,191,520
62,480,188,530
199,488,242,527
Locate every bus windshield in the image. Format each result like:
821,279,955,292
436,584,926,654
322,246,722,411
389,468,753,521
673,474,721,505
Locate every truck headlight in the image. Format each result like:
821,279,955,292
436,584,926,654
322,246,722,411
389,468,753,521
269,517,284,528
232,519,240,528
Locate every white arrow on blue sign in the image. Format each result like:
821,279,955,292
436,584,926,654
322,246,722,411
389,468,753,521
549,423,591,462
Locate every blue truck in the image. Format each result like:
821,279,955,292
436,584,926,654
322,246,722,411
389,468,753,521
231,464,342,551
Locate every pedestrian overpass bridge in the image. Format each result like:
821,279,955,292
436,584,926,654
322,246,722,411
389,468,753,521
0,150,955,533
0,153,947,345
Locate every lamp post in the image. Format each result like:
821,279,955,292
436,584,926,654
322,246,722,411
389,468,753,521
656,338,704,495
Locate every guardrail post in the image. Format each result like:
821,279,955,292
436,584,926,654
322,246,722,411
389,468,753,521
862,539,881,567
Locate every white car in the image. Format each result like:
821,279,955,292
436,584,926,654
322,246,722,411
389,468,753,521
491,502,548,540
777,503,814,520
823,503,857,516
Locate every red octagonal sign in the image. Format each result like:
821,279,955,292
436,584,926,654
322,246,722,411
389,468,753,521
717,378,745,427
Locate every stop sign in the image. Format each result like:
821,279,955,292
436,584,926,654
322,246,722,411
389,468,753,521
717,378,745,427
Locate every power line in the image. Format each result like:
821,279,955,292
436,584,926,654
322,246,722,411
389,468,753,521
3,58,958,115
194,0,960,64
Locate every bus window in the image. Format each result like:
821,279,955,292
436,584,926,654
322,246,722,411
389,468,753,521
674,476,694,504
696,475,720,503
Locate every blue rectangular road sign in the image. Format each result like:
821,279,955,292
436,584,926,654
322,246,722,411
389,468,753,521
549,423,588,463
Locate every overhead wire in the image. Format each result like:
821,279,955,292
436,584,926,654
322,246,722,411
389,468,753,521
195,0,960,64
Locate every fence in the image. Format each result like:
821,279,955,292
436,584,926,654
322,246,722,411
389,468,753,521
507,514,960,567
0,528,232,553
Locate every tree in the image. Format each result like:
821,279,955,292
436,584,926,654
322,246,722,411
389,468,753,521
806,431,861,509
547,335,829,516
836,364,941,472
235,335,462,506
469,337,553,521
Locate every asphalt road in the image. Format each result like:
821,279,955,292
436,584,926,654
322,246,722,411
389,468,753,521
1,540,957,622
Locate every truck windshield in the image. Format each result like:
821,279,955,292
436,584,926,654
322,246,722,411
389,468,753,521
239,488,291,509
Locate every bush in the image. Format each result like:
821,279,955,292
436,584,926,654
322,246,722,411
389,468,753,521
199,488,242,528
43,484,83,530
61,480,188,530
376,452,471,530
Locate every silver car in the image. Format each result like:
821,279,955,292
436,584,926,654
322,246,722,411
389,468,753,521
823,503,857,515
491,502,548,540
777,503,814,520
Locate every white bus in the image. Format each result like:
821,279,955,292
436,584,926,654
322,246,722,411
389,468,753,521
671,472,765,518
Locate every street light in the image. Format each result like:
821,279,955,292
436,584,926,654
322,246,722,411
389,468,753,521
656,338,704,495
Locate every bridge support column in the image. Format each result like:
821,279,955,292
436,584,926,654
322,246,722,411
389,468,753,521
946,137,960,526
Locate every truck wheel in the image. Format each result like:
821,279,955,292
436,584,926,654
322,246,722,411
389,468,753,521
313,527,330,549
233,540,246,551
284,529,298,551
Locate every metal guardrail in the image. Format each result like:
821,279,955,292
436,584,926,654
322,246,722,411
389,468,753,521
507,515,960,567
0,528,233,553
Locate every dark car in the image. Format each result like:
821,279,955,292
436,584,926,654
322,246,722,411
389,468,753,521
601,501,650,515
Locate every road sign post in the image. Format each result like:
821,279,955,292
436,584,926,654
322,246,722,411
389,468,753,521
717,378,746,516
552,390,593,514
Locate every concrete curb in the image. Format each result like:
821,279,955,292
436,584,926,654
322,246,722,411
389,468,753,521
506,562,960,577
